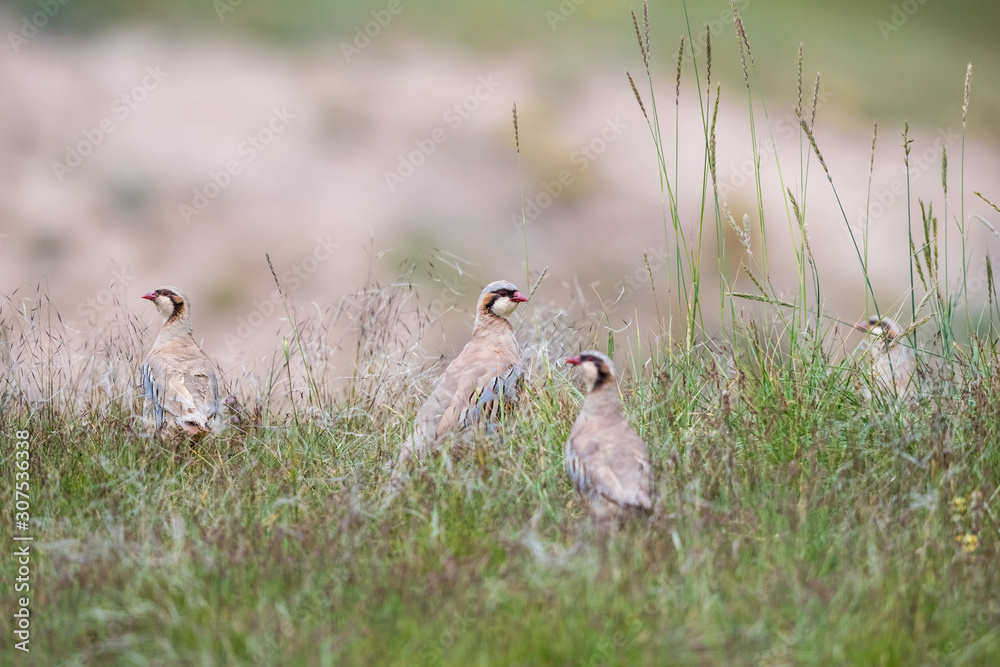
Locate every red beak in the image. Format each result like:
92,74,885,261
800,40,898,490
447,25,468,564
142,292,157,301
565,355,582,366
510,291,528,303
854,320,870,332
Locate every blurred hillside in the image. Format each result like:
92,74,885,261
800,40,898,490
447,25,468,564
3,0,1000,371
5,0,1000,125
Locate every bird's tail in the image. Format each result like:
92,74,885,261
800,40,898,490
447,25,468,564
168,378,213,436
628,491,653,510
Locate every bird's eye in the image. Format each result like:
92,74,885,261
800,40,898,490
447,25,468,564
496,289,509,298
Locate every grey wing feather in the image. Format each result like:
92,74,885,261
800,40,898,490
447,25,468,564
459,364,522,429
141,362,165,431
199,369,221,424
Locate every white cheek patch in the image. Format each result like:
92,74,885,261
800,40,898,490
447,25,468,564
583,362,600,390
492,296,517,319
158,296,176,318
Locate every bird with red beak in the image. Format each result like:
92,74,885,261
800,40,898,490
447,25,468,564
563,351,653,521
140,287,221,439
391,280,528,471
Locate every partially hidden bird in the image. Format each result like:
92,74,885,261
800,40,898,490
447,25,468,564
141,287,221,438
564,351,653,520
856,315,916,398
392,280,528,469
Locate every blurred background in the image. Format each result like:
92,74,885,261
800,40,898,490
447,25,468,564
3,0,1000,374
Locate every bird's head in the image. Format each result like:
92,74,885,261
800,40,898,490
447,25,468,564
565,350,615,393
855,315,903,344
478,280,528,320
143,286,188,324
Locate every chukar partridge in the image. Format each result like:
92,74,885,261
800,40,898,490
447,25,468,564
564,351,652,520
141,287,221,438
393,280,527,468
856,315,916,398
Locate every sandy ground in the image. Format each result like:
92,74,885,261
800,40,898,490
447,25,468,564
3,13,1000,378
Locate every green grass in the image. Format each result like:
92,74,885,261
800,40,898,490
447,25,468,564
2,341,1000,664
4,1,1000,664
